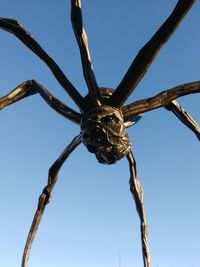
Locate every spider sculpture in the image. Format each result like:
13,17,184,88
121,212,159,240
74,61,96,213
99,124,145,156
0,1,200,267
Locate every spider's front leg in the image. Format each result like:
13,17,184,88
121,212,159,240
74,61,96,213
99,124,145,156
0,80,82,124
71,0,102,106
21,135,81,267
0,18,86,111
110,0,196,107
127,151,150,267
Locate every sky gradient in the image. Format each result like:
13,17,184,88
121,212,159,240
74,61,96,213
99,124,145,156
0,1,200,267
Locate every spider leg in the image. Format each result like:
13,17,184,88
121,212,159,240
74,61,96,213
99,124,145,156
21,135,81,267
110,0,196,107
0,80,82,124
164,100,200,140
71,0,102,106
122,81,200,140
0,18,87,111
127,151,150,267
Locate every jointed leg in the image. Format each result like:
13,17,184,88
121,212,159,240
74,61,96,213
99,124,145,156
0,80,82,124
123,81,200,116
122,81,200,140
122,80,200,116
0,18,86,110
21,135,81,267
127,151,150,267
110,0,196,107
71,0,102,106
165,100,200,141
123,100,200,140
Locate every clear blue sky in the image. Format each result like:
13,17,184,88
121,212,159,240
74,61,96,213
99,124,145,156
0,1,200,267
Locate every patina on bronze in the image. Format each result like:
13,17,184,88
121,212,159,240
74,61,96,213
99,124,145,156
0,1,199,267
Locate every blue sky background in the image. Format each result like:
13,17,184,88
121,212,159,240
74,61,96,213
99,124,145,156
0,1,200,267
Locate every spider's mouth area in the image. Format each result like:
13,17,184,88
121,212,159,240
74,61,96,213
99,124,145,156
81,105,131,164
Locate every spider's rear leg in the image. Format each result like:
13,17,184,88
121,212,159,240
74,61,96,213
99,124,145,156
0,80,82,124
21,135,81,267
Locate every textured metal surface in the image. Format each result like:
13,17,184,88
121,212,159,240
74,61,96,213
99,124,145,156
81,105,131,164
0,1,199,267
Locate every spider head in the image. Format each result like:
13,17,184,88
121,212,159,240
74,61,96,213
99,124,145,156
81,105,131,164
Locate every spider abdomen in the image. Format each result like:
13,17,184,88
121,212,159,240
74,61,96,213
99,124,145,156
81,105,131,164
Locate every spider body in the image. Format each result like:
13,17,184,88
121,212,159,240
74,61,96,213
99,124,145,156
82,88,132,164
0,1,200,267
81,104,131,164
